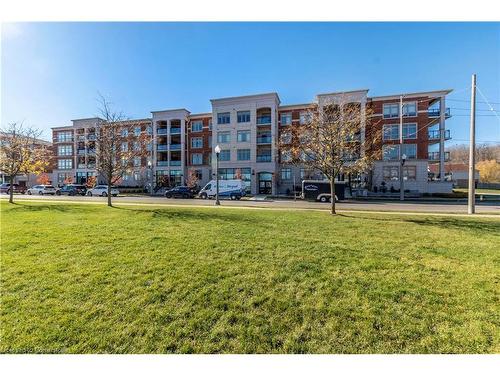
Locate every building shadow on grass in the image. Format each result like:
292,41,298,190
112,205,264,225
8,203,73,213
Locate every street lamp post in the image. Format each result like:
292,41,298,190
400,153,407,201
214,144,221,205
147,160,153,196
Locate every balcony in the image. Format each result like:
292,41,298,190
87,134,96,141
170,144,181,151
87,148,96,155
256,154,272,163
77,164,86,169
428,129,451,140
170,160,181,166
157,161,169,167
77,135,85,141
256,136,272,144
428,108,451,118
256,116,272,125
157,128,168,135
157,144,168,151
77,149,86,155
428,151,450,161
87,164,96,169
170,127,181,134
56,137,73,143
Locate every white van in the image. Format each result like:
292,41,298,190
199,179,246,200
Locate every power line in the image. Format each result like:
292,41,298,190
475,85,500,123
447,98,500,105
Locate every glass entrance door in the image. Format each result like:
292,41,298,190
258,172,273,194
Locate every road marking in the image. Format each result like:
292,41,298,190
1,197,499,218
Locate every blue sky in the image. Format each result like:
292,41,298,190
2,22,499,144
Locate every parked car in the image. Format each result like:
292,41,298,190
56,184,87,196
0,183,27,194
164,186,195,199
86,185,119,197
27,185,57,195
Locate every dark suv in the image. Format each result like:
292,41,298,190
0,183,27,194
56,184,87,196
164,186,195,199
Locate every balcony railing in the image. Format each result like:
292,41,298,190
56,138,73,143
170,160,181,166
256,116,272,125
157,144,168,151
157,161,169,166
428,151,450,161
256,136,272,144
77,164,86,169
77,135,85,141
170,144,181,151
87,148,96,155
170,128,181,134
87,164,96,169
428,108,451,118
256,155,272,162
77,149,86,155
428,129,451,140
157,128,168,135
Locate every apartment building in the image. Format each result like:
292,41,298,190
51,88,453,195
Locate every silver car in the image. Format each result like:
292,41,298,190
86,185,120,197
27,185,57,195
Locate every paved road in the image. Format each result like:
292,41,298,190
2,194,499,215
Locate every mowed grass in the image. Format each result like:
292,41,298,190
1,201,499,354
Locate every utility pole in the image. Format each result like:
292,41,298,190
468,74,476,214
399,95,405,201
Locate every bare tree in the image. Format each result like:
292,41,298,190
279,98,380,214
0,122,50,203
185,168,200,190
94,95,150,207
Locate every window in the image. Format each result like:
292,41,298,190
281,168,291,180
58,159,72,169
237,130,250,142
57,131,72,142
146,142,152,151
383,125,399,141
133,172,140,181
208,135,212,148
134,127,141,136
147,126,153,135
191,137,203,148
403,102,417,117
281,150,292,162
194,170,202,180
404,166,417,181
57,173,72,184
218,168,251,181
403,123,417,139
383,166,399,181
402,144,417,159
217,132,231,143
299,111,311,125
133,141,140,151
58,145,72,156
217,112,231,124
237,111,251,123
383,103,399,118
133,157,141,167
219,150,230,161
382,145,399,160
237,149,250,161
280,113,292,125
121,129,128,137
191,120,203,132
208,119,213,130
121,142,128,152
191,153,203,165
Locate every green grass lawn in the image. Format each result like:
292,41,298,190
454,188,500,195
1,201,499,354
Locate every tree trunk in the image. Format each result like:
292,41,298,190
9,175,14,204
330,176,336,215
107,184,112,207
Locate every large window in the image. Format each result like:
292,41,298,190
121,142,128,152
237,111,250,123
57,173,72,185
281,168,291,180
402,144,417,159
133,157,141,167
191,120,203,132
219,149,231,161
134,127,141,136
58,145,72,156
217,112,231,124
58,159,72,169
280,113,292,126
383,166,417,181
191,137,203,148
281,150,292,162
382,145,399,160
219,168,251,181
121,129,128,137
237,130,250,142
237,149,250,161
191,153,203,165
299,111,311,125
57,131,72,142
217,132,231,143
383,124,418,141
383,102,417,118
